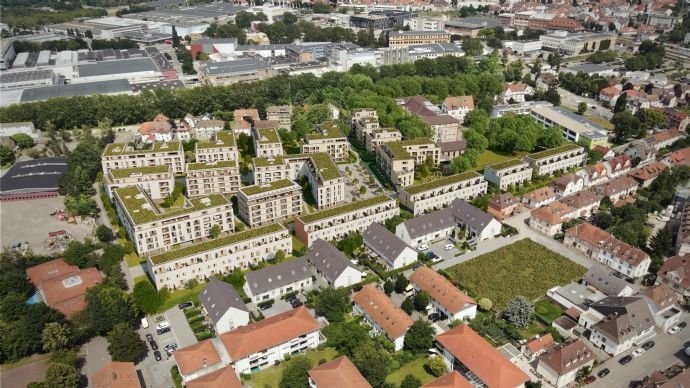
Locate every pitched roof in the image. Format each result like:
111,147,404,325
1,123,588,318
364,222,414,264
443,96,475,110
643,283,679,311
199,279,248,327
658,255,690,289
526,334,554,354
504,82,530,93
559,190,602,210
590,176,638,197
186,366,242,388
245,258,311,296
352,286,414,339
565,223,649,267
489,193,518,210
26,258,79,285
435,325,529,388
600,86,620,98
628,161,667,182
220,306,320,360
583,266,631,296
538,339,594,375
664,147,690,165
523,186,557,202
37,266,103,318
91,361,140,388
174,339,221,376
449,198,499,232
307,239,360,284
589,297,655,342
422,371,472,388
308,356,371,388
410,267,475,314
530,201,574,225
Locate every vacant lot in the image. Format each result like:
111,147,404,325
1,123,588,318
446,239,586,310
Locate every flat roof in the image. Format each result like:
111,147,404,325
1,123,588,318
109,165,170,178
0,157,68,194
187,160,237,171
21,79,131,102
1,69,54,84
526,143,583,160
298,195,393,224
531,105,607,134
486,158,528,171
196,131,235,149
239,178,299,197
403,171,482,195
78,58,157,77
104,141,182,156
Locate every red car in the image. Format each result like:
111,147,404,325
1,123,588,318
585,376,597,384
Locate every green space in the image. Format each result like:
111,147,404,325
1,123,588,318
158,282,206,313
134,275,149,285
298,194,392,224
584,114,614,130
446,239,586,309
124,250,144,267
474,150,518,172
517,320,548,340
534,299,564,324
243,347,339,388
240,178,296,196
385,358,435,386
291,235,305,255
0,353,51,372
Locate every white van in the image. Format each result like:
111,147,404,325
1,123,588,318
156,321,170,331
404,284,415,297
141,317,149,329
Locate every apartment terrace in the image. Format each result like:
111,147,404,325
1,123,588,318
187,160,238,171
196,131,236,149
526,143,583,161
108,165,170,179
404,171,483,195
298,195,393,224
308,121,345,140
149,223,286,264
239,179,298,197
253,156,285,168
104,141,182,156
486,158,528,172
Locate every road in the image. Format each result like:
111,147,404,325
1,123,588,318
81,337,110,387
558,87,613,121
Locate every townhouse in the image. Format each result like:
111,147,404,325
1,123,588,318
195,131,239,164
657,255,690,299
244,258,312,303
147,223,292,290
536,339,595,388
483,159,533,190
399,171,487,216
102,142,185,176
302,121,349,162
237,179,302,227
552,173,584,197
605,155,633,178
307,239,363,289
528,201,576,236
294,195,398,246
522,186,557,208
645,129,684,151
366,128,402,153
353,286,414,351
363,222,417,270
523,144,587,176
199,278,250,334
590,175,638,204
252,127,283,158
350,108,379,146
266,105,292,129
487,193,519,222
103,165,173,200
559,190,602,218
662,147,690,167
576,162,608,187
441,96,474,123
113,185,234,256
564,223,651,278
377,138,441,187
308,356,371,388
409,267,477,323
186,161,241,197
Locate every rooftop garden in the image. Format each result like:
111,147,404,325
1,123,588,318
403,171,482,194
298,194,394,224
103,141,182,156
255,127,281,144
526,143,583,160
109,165,169,178
253,156,286,168
485,158,527,172
307,152,341,181
187,160,238,171
307,121,346,140
196,131,236,149
239,179,299,197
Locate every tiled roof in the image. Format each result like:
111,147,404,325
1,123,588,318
523,186,557,202
665,147,690,165
353,285,414,339
30,261,103,318
530,201,574,225
504,82,529,93
559,190,602,210
643,283,679,311
658,255,690,289
307,239,360,284
444,96,474,110
186,366,242,388
91,362,140,388
364,222,414,266
628,162,667,182
26,258,79,285
538,339,594,375
174,339,221,376
422,371,472,388
410,267,475,314
590,176,638,197
489,193,518,210
526,334,554,354
308,356,371,388
566,223,649,266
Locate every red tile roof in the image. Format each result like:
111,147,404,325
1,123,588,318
353,286,414,339
422,371,472,388
530,201,574,225
538,339,594,375
26,258,79,285
186,366,242,388
628,162,667,182
30,261,103,318
658,255,690,289
91,361,140,388
565,223,649,266
644,283,680,311
308,356,371,388
527,334,554,354
504,83,530,93
410,267,475,315
174,339,221,376
665,147,690,166
444,96,474,110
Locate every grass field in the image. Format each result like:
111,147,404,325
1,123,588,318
243,347,339,388
134,275,149,285
534,299,564,324
157,282,206,313
385,358,435,386
446,239,586,310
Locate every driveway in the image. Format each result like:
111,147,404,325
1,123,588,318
165,307,198,349
428,238,460,262
253,298,296,318
558,87,613,121
81,337,111,386
137,325,178,388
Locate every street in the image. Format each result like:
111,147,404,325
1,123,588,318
558,86,613,121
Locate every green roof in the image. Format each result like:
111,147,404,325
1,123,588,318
485,159,527,171
103,142,182,156
187,160,238,171
109,165,170,178
298,195,394,224
149,223,286,264
239,179,299,197
527,143,583,160
306,121,346,140
114,186,230,225
383,137,435,160
253,156,286,168
196,131,236,149
252,153,341,181
255,127,281,144
403,171,482,194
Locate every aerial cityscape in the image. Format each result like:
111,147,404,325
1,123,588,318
1,0,690,387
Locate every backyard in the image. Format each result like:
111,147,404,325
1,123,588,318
385,358,435,386
242,347,339,388
446,239,587,310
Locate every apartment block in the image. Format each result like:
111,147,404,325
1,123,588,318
266,105,292,129
350,108,379,146
301,121,349,162
523,144,586,176
103,165,173,200
114,186,234,256
147,223,291,289
483,159,533,190
399,171,487,215
295,195,399,246
410,267,477,323
252,127,283,158
237,179,302,227
186,161,241,197
376,138,441,187
194,131,239,163
366,128,402,153
388,30,451,48
102,142,185,176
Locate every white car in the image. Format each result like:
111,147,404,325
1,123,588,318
418,244,429,251
443,244,454,250
668,325,682,335
632,348,646,358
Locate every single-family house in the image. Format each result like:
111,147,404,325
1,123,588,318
307,239,363,289
353,286,414,351
552,173,584,197
199,278,250,334
363,222,417,269
536,339,595,387
529,201,576,236
642,283,682,331
522,186,557,208
409,267,477,323
590,175,638,204
487,193,519,222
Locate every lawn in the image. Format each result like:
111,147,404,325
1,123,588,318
385,358,435,386
125,252,144,267
534,299,564,324
157,282,206,313
134,275,149,285
446,239,587,310
474,150,520,172
243,347,339,388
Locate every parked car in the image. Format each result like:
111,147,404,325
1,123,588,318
413,264,423,271
291,300,304,308
417,244,429,251
443,243,454,250
260,303,273,311
428,313,440,322
679,322,687,329
669,324,684,334
145,334,153,342
641,341,655,351
156,327,171,335
685,347,690,357
619,355,633,365
597,369,610,378
178,301,193,309
632,348,646,358
149,340,158,351
153,350,162,361
585,375,596,384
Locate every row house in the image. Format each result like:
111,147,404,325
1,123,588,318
605,155,632,178
114,185,234,256
363,223,417,270
302,121,349,162
529,201,576,236
377,138,441,187
353,286,414,351
628,161,668,188
195,131,239,164
399,171,487,215
252,127,283,158
244,258,312,303
103,165,173,200
186,161,241,197
199,279,250,335
523,144,587,176
552,173,584,197
237,179,302,227
101,142,185,176
307,239,363,289
663,147,690,167
590,175,638,204
559,190,602,218
576,162,608,187
147,223,291,290
409,267,477,323
483,159,533,190
294,194,398,246
644,129,684,151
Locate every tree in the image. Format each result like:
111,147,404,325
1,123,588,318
359,185,367,195
383,279,394,295
544,85,561,106
394,274,409,294
547,52,561,69
649,227,672,270
11,133,34,149
273,249,286,263
413,290,430,312
591,212,615,229
95,225,114,242
401,297,414,315
576,365,593,384
425,356,447,377
478,298,493,311
538,126,566,149
85,286,139,334
351,342,391,387
401,375,422,388
107,323,147,362
171,26,180,48
313,288,351,323
280,356,312,388
209,224,221,239
0,144,15,165
577,102,588,115
323,322,371,357
44,362,80,388
614,92,628,113
462,37,483,56
133,280,162,315
283,12,297,25
403,320,435,354
42,323,70,353
503,296,533,328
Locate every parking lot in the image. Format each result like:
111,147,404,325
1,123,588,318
427,238,463,263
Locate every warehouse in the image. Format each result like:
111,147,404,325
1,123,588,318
0,157,68,201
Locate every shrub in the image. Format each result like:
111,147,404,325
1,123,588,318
478,298,493,311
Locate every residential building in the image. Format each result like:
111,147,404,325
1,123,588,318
221,307,321,374
302,121,349,162
435,325,530,388
186,161,241,197
399,171,487,215
244,258,312,303
678,204,690,256
252,127,283,158
182,114,225,140
351,108,380,146
366,128,403,153
642,283,682,331
363,222,417,270
442,96,474,123
524,334,554,360
138,114,173,143
102,142,185,176
232,108,260,135
147,224,291,290
187,367,242,388
377,138,441,187
388,30,451,48
267,105,292,129
295,195,398,246
582,266,635,297
307,239,363,289
501,82,534,103
645,129,684,151
590,176,638,204
308,356,371,388
194,131,239,164
559,190,602,218
396,96,461,143
565,223,651,279
662,147,690,167
523,144,587,176
529,105,608,146
422,371,473,388
599,86,621,105
552,173,584,197
91,362,141,388
529,201,576,236
635,364,690,388
605,155,633,178
410,267,477,323
576,162,609,187
237,179,302,227
487,193,519,222
103,165,173,200
522,186,558,209
174,339,225,383
438,141,466,163
657,255,690,299
629,161,668,188
199,278,250,334
483,159,533,190
353,286,414,351
536,339,595,387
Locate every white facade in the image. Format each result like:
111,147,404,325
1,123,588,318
523,144,587,176
483,159,533,190
104,166,174,200
244,276,312,304
186,161,241,197
232,330,320,375
399,172,487,215
536,358,592,388
213,306,250,335
102,142,185,175
396,223,454,247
